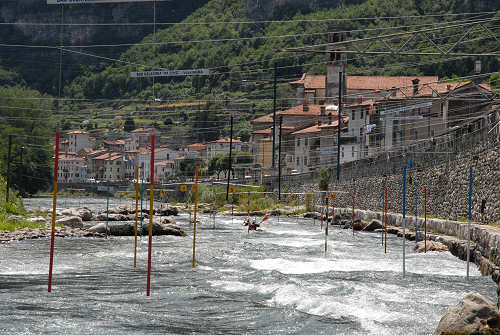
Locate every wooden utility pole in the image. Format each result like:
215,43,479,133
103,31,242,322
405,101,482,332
5,135,12,203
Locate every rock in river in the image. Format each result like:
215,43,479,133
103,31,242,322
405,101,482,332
88,222,186,237
414,240,448,253
56,216,83,229
434,292,500,335
362,219,383,232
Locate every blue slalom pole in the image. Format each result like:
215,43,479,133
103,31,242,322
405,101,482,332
402,166,407,278
467,167,472,280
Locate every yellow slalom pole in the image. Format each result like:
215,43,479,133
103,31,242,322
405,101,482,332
134,166,139,268
192,165,199,268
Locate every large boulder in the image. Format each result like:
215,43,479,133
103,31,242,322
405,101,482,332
77,208,93,221
56,216,83,229
414,240,449,253
61,209,75,216
363,219,383,232
140,222,186,237
109,205,130,215
27,216,47,224
303,212,322,220
95,213,129,221
435,292,500,335
88,222,186,237
155,207,179,216
8,215,23,222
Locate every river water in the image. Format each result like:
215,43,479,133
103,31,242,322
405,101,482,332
0,197,496,334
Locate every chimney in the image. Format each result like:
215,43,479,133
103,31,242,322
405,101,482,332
412,78,420,96
446,84,451,91
320,106,325,115
317,120,321,126
390,87,397,97
328,113,332,124
303,104,309,112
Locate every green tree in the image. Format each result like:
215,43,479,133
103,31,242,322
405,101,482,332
124,117,136,132
318,168,329,192
0,86,54,196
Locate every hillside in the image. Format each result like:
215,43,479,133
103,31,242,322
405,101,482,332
57,0,499,143
0,0,210,95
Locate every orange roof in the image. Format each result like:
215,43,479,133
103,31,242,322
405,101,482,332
187,143,206,151
93,153,122,161
154,160,174,166
252,128,272,135
58,154,84,161
292,125,322,135
289,74,440,93
104,140,125,145
213,137,242,144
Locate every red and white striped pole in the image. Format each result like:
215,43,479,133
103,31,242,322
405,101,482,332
48,131,60,292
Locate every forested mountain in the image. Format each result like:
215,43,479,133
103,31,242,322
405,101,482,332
0,0,210,95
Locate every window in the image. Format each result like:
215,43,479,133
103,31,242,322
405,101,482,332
352,147,354,157
305,138,308,147
352,111,356,120
296,157,299,165
361,111,364,119
297,138,301,146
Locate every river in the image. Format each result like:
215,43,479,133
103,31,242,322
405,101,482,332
0,197,496,334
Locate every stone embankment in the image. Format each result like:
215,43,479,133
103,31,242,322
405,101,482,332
331,207,500,284
0,205,185,242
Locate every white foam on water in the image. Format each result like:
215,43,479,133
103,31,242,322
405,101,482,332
250,257,335,274
268,283,409,335
260,238,323,248
197,265,214,271
208,280,255,292
267,229,319,236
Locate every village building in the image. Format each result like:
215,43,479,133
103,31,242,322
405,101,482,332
206,137,248,160
57,153,85,183
67,130,91,154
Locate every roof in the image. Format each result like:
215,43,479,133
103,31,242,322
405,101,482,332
210,137,242,144
252,104,333,124
154,160,174,166
291,117,350,135
187,143,206,151
130,127,154,133
67,130,89,135
104,140,125,145
252,126,296,135
289,73,439,92
93,153,122,161
58,154,84,161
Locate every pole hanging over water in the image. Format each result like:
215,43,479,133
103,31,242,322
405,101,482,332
384,187,388,254
467,167,472,280
226,114,233,201
424,186,427,253
325,195,329,253
147,135,155,296
402,166,407,278
48,131,60,293
134,166,139,268
352,191,355,236
192,165,199,268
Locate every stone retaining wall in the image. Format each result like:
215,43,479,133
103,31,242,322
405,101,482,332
334,207,500,283
294,139,499,224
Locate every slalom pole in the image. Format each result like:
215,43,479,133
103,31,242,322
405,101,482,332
140,170,144,238
467,167,472,280
402,166,407,278
381,192,384,246
320,199,323,231
48,130,60,292
247,191,250,218
415,190,419,244
231,189,234,225
384,187,388,254
424,186,427,253
325,195,329,253
134,166,139,268
147,135,155,296
352,191,355,236
192,165,199,268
